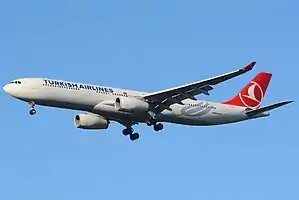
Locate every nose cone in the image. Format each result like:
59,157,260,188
3,84,9,93
3,84,16,96
3,82,28,100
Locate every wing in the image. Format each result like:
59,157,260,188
142,62,256,114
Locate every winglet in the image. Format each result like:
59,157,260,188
243,61,256,71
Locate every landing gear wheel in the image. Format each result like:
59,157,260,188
122,127,133,136
134,133,140,140
29,109,36,116
154,123,163,131
130,133,140,141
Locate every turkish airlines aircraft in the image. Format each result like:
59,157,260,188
3,62,293,141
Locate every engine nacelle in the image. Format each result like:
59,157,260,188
115,97,149,113
74,114,109,129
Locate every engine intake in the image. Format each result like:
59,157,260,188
74,114,109,129
115,97,149,113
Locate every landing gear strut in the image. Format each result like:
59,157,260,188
146,117,157,126
122,127,140,141
29,101,36,116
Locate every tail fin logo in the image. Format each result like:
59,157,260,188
239,81,263,108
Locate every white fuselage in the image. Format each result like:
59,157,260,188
3,78,264,126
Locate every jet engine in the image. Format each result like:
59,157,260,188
74,114,109,129
115,97,149,113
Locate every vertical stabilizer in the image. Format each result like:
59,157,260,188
223,72,272,109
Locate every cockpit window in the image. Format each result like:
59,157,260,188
11,81,22,84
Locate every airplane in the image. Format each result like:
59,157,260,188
3,62,293,141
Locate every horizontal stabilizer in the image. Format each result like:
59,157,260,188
246,101,294,117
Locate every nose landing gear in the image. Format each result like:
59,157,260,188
29,101,36,116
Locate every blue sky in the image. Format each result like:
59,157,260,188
0,0,298,199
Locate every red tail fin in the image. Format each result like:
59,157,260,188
223,72,272,109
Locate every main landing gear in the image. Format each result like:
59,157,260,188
146,118,164,132
122,127,140,141
29,101,36,116
153,123,163,131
